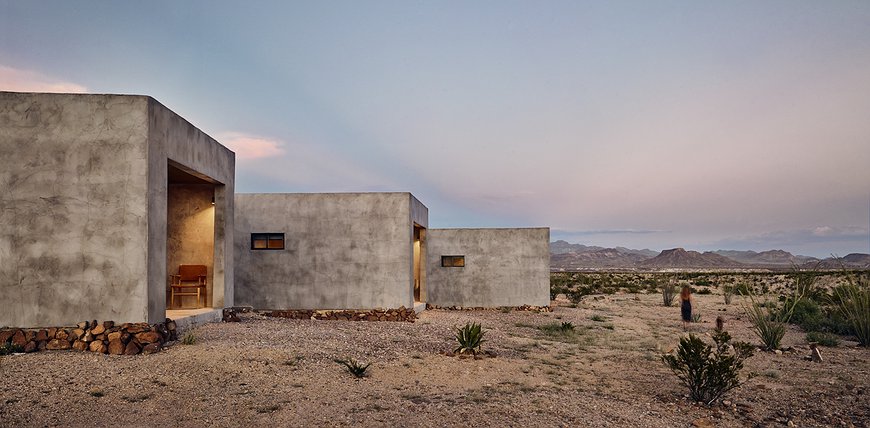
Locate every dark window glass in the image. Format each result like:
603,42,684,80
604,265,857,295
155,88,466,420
441,255,465,267
252,233,284,250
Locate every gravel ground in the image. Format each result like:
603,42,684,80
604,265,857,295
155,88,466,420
1,293,867,427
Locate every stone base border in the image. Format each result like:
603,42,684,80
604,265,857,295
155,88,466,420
425,304,552,312
0,319,178,356
261,306,416,322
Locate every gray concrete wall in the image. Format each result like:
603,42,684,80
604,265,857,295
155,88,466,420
146,98,235,322
234,193,423,310
0,92,234,327
0,92,151,327
426,228,550,307
166,184,215,308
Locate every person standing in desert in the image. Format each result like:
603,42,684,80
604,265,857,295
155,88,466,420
680,286,693,330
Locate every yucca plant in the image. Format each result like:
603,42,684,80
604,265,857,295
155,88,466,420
833,273,870,346
335,358,371,378
662,280,677,307
454,322,485,355
560,321,575,332
740,273,809,350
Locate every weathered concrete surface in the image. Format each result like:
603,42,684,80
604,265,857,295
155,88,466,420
426,228,550,307
0,92,150,327
166,184,215,308
234,193,426,310
0,92,235,327
146,98,235,321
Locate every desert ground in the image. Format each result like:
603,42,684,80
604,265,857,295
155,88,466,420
1,292,867,427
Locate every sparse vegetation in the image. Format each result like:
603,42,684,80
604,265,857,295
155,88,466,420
0,342,24,355
741,272,811,350
723,285,734,305
806,331,839,347
335,358,371,378
454,322,485,355
661,331,754,405
181,332,197,345
662,280,677,307
832,272,870,346
692,312,702,323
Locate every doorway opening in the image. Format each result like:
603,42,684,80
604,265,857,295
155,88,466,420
413,223,426,303
166,161,217,311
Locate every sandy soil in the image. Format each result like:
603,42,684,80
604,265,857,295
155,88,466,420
1,293,867,427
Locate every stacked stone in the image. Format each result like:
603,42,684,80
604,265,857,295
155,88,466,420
265,306,416,322
0,319,178,355
425,304,552,312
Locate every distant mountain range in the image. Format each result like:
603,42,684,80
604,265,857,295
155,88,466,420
550,240,870,270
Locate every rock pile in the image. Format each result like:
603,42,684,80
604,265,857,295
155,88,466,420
0,319,178,355
425,304,552,312
264,307,416,322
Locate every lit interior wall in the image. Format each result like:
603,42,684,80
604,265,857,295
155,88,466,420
166,184,215,308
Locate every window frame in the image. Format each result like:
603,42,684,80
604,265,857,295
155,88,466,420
251,233,285,250
441,255,465,267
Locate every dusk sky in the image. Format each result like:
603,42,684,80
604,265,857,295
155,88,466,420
2,1,869,257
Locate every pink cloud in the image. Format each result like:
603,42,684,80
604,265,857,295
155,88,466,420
0,65,88,93
217,132,285,160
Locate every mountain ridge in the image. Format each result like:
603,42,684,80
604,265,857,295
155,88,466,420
549,240,870,270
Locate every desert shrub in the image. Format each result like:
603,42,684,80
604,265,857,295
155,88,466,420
662,331,754,405
567,286,593,303
833,274,870,346
559,321,575,331
696,288,712,295
723,285,734,305
335,358,371,378
692,312,702,323
454,322,485,355
0,342,24,356
590,315,607,322
806,331,839,347
181,332,197,345
662,281,678,307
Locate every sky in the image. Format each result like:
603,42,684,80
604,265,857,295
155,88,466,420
2,1,869,258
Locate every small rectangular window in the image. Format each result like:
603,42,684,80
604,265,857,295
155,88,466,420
251,233,284,250
441,255,465,267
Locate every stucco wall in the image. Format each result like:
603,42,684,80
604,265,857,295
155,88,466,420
234,193,423,310
426,228,550,307
166,184,215,308
0,92,235,327
146,98,235,321
0,92,151,327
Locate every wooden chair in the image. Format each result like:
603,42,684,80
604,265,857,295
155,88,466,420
170,265,207,308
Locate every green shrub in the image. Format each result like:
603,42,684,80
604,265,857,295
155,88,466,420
833,274,870,346
0,342,24,356
806,331,839,347
661,331,754,405
696,288,712,295
590,315,607,322
559,321,575,331
692,312,702,323
335,358,371,378
181,332,197,345
454,322,485,355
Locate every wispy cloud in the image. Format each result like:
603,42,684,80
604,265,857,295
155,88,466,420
218,131,397,192
217,132,285,160
0,65,87,93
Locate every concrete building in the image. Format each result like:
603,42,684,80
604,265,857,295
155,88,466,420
0,92,235,328
233,193,428,311
426,228,550,308
1,91,549,329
